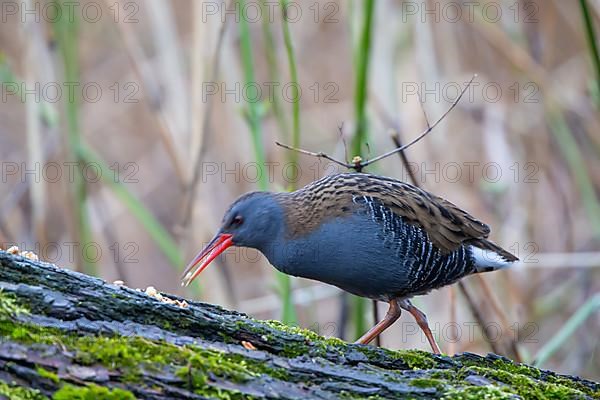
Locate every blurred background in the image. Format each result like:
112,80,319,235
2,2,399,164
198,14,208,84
1,0,599,380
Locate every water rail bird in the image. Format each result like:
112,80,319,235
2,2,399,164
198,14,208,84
182,172,517,353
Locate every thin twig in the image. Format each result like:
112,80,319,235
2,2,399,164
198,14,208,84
275,142,352,169
276,75,477,172
360,74,476,168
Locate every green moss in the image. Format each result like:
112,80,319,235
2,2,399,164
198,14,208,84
264,320,320,340
11,325,33,340
218,330,237,344
281,342,308,358
545,374,600,398
410,377,445,390
37,367,60,383
175,351,256,385
0,317,290,398
487,358,598,397
353,346,384,363
396,350,438,369
321,336,347,349
430,370,454,380
245,317,441,372
0,290,29,318
0,382,47,400
52,384,136,400
442,386,515,400
491,358,541,379
279,337,338,359
452,355,599,399
261,319,350,359
264,320,346,347
1,289,595,399
355,346,437,370
458,365,589,399
233,320,276,343
338,391,385,400
73,336,184,370
175,364,248,399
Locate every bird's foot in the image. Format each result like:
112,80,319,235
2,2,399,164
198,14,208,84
355,299,402,345
398,299,442,354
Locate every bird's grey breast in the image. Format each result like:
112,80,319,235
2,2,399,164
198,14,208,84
264,194,475,300
263,195,419,300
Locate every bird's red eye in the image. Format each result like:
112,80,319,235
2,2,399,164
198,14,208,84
232,216,243,226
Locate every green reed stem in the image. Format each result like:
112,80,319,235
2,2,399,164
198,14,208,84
579,0,600,99
548,107,600,238
238,0,267,191
51,2,94,275
534,293,600,367
77,145,183,269
276,0,300,325
351,0,375,157
280,0,301,173
0,56,58,127
238,0,296,324
350,0,376,339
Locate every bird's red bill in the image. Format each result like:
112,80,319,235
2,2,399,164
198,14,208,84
181,233,233,287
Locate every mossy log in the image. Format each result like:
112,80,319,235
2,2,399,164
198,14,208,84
0,251,598,399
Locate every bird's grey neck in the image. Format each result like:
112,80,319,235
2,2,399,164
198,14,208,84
250,195,295,271
243,194,287,253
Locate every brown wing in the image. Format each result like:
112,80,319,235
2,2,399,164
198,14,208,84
349,174,490,253
280,173,510,256
366,177,518,260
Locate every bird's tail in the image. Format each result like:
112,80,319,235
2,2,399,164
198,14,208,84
469,239,518,272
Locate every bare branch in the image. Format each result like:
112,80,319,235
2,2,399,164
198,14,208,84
360,74,476,168
275,75,477,173
275,141,352,169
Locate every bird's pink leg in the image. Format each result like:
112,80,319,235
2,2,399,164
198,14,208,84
399,299,442,354
355,299,401,345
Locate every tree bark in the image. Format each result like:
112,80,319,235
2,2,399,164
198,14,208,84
0,251,598,399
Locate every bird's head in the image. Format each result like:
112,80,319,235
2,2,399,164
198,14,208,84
181,192,283,286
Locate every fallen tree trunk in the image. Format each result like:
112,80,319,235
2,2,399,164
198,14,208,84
0,250,598,399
